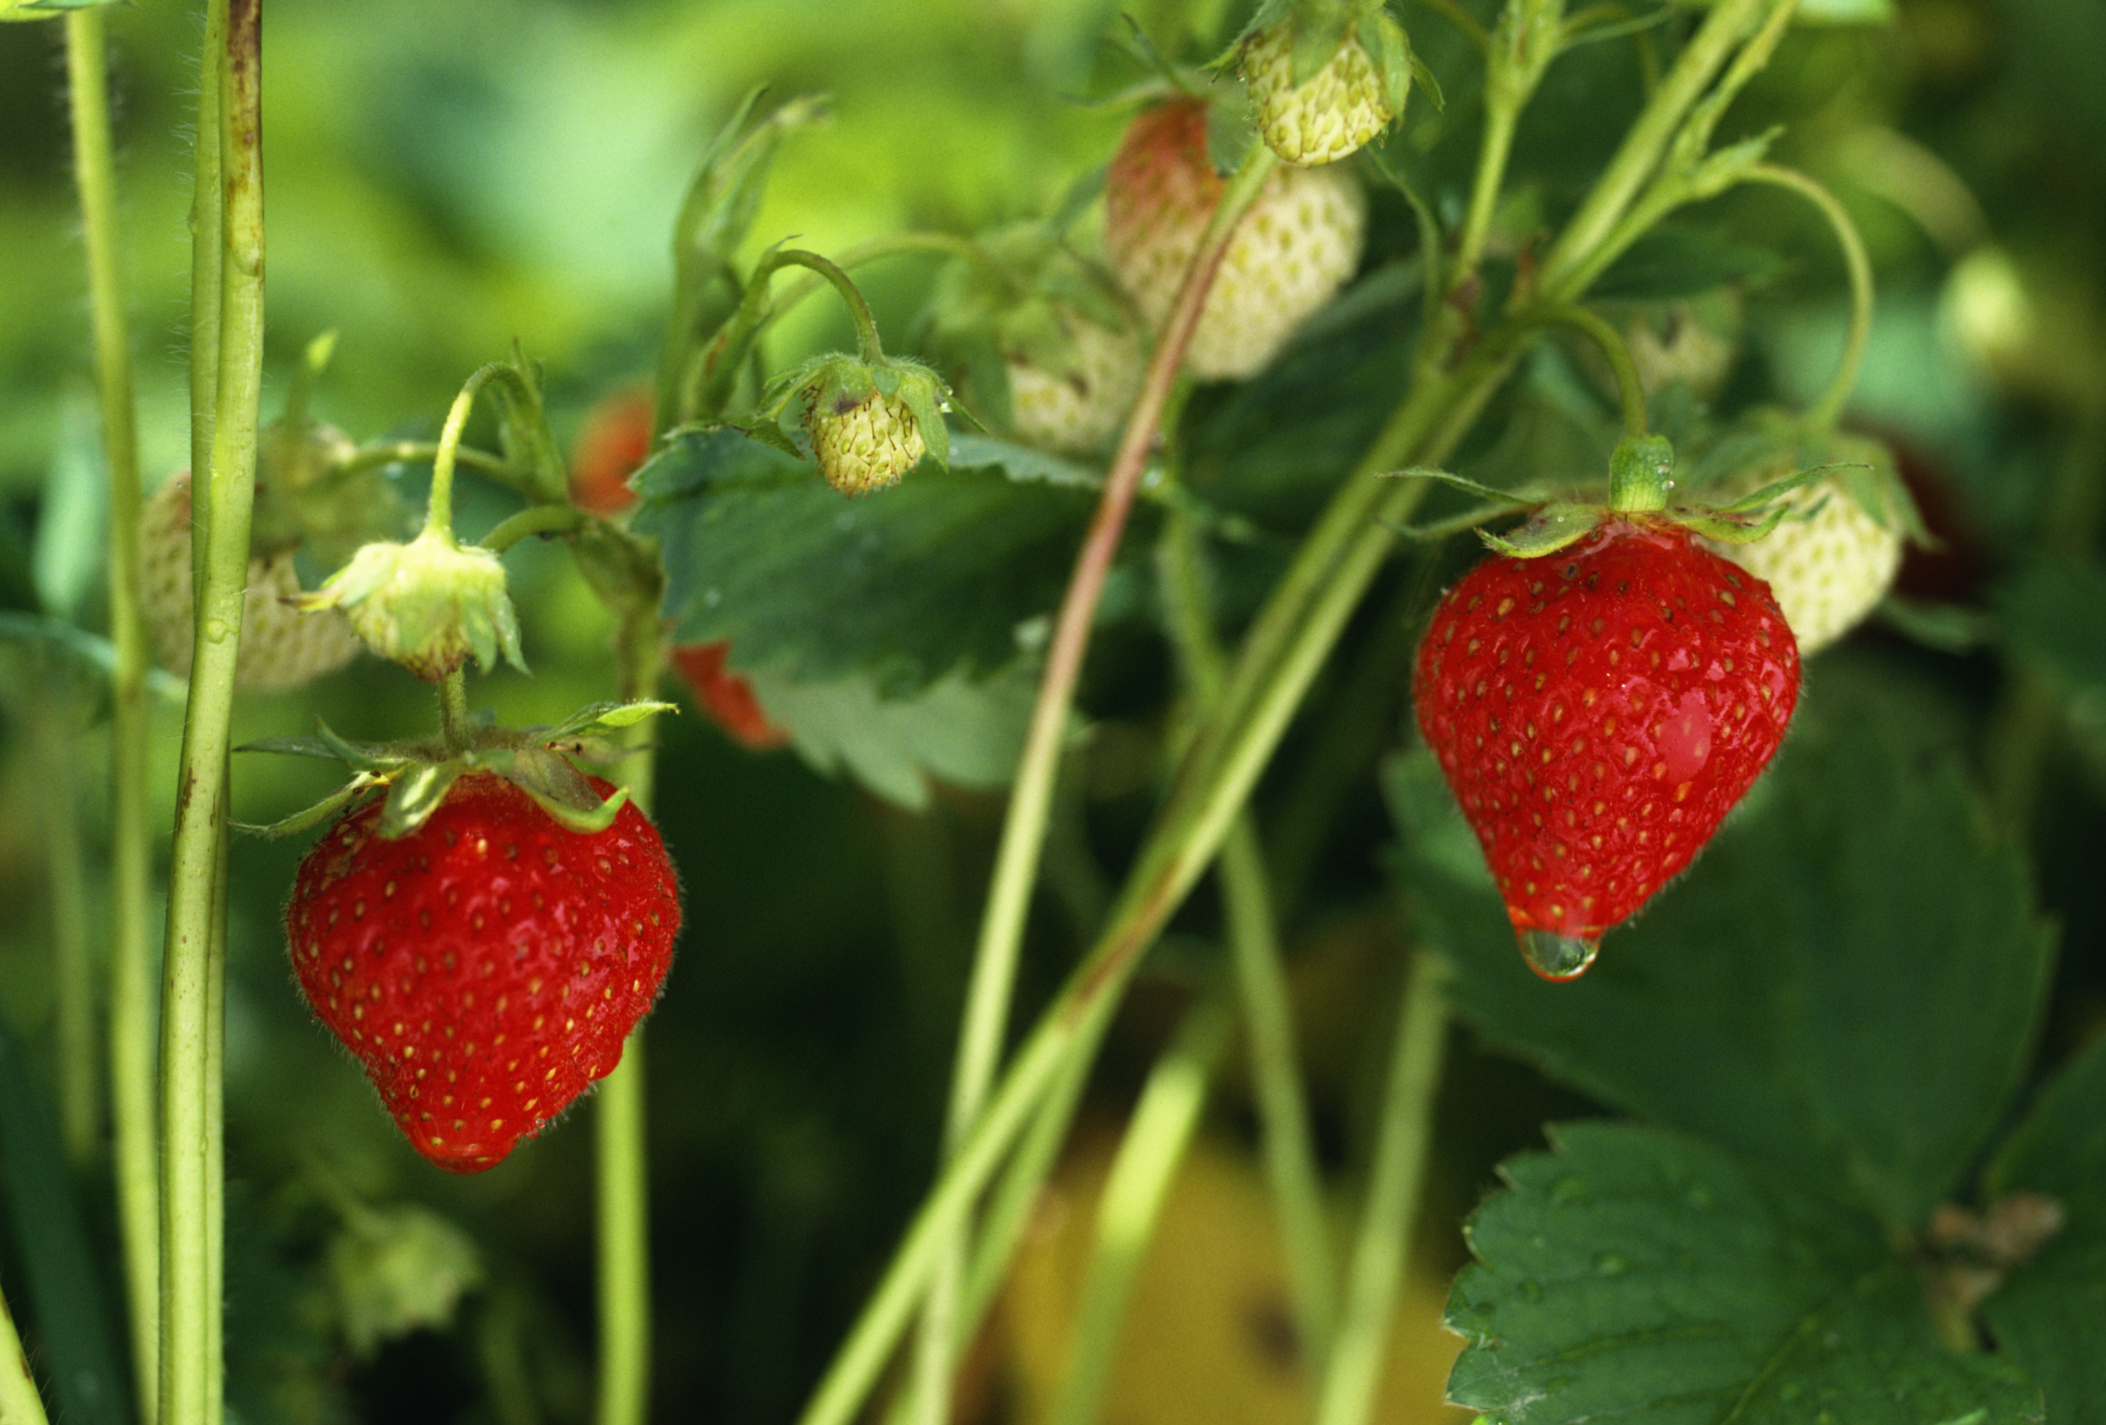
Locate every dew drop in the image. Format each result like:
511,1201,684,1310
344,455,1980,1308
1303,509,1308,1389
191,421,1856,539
203,618,230,644
1519,931,1599,980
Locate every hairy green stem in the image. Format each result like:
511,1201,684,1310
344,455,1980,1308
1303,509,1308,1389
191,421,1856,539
1526,303,1649,436
1312,952,1449,1425
595,609,665,1425
1045,997,1232,1425
769,249,889,362
912,142,1281,1425
478,503,592,555
68,12,163,1412
337,439,514,482
0,1275,53,1425
161,3,263,1421
1744,163,1873,431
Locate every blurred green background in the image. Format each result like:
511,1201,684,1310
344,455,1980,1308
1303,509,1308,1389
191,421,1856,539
4,0,2105,1421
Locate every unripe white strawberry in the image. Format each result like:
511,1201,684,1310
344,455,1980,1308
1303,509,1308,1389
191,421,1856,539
1240,20,1396,166
297,527,526,682
1105,99,1367,382
807,389,925,495
1005,313,1145,455
1706,433,1909,656
140,471,363,692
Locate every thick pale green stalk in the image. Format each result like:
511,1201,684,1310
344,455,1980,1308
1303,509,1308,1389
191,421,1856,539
161,2,263,1422
1312,952,1449,1425
912,145,1282,1425
66,10,160,1416
0,1277,52,1425
1536,0,1776,298
596,605,666,1425
1045,999,1232,1425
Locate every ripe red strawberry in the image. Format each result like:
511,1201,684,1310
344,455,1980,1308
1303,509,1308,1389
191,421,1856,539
1414,518,1800,978
1104,98,1366,381
286,772,680,1172
570,388,656,517
669,641,789,751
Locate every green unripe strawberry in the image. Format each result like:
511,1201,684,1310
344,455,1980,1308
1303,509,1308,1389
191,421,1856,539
1005,312,1145,455
1700,430,1914,656
807,388,926,495
1240,18,1398,166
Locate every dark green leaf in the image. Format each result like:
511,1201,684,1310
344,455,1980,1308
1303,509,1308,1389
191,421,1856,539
1401,715,2054,1230
633,426,1100,696
1980,1033,2106,1424
1591,224,1788,301
1995,556,2106,696
0,1023,133,1425
946,433,1104,490
744,659,1038,810
1447,1121,2042,1424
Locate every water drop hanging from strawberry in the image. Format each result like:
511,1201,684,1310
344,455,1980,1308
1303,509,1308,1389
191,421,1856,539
1411,437,1803,978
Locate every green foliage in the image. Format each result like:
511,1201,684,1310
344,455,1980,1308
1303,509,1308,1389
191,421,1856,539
1404,714,2054,1230
634,425,1106,695
1399,701,2067,1415
1448,1122,2040,1423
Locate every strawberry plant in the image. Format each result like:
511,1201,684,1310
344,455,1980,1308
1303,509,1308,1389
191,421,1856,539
3,1,2105,1424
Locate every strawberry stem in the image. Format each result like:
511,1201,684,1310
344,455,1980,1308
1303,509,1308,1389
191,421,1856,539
767,248,890,363
1745,162,1874,432
163,0,264,1419
66,7,161,1413
1523,302,1649,438
1606,434,1676,512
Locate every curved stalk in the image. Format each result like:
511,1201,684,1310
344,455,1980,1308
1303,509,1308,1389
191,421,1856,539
1537,0,1777,297
1524,303,1650,437
1743,163,1874,431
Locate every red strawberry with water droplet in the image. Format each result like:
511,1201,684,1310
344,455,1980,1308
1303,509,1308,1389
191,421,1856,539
286,772,680,1171
1414,515,1799,979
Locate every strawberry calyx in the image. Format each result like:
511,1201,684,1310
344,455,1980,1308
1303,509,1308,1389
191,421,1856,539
238,699,673,842
1397,434,1840,563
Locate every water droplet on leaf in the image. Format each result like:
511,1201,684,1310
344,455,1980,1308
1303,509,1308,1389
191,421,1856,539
1519,930,1599,979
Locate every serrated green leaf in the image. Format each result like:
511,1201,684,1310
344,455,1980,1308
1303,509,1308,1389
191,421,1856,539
1401,715,2054,1230
633,425,1101,696
1447,1121,2043,1424
946,433,1105,489
1980,1033,2106,1423
743,659,1039,810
